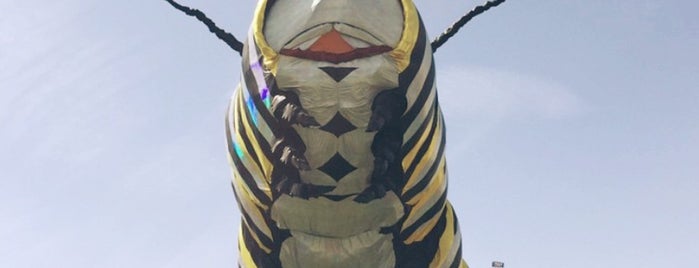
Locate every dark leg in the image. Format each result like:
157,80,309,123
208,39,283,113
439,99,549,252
270,90,334,200
355,89,407,203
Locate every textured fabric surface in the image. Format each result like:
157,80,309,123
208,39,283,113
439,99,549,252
227,0,468,267
271,193,404,238
264,0,404,51
280,230,396,268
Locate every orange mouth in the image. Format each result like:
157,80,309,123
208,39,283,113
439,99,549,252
279,28,392,64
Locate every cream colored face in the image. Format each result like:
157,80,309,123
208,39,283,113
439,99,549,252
261,0,406,196
264,0,404,51
263,0,405,126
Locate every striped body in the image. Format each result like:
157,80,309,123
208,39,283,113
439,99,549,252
226,0,467,267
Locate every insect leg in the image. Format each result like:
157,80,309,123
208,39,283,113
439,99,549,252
355,89,407,203
270,90,334,199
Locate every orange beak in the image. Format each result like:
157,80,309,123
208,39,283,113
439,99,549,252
279,28,392,64
308,28,355,54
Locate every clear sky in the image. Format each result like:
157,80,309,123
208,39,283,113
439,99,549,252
1,0,697,267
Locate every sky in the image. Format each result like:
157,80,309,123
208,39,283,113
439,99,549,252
1,0,697,267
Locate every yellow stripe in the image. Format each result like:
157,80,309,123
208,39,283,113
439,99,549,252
252,0,420,73
227,153,265,209
407,156,446,205
461,260,470,268
235,90,273,179
251,0,279,74
402,156,447,229
235,90,274,186
402,112,443,194
391,0,420,72
429,203,456,268
403,82,436,144
241,217,272,253
404,202,444,244
232,111,267,190
402,157,446,240
232,171,272,238
403,112,434,179
238,227,258,268
443,214,463,268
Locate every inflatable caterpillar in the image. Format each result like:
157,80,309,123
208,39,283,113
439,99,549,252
225,0,467,267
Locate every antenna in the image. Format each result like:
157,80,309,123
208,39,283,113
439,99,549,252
164,0,244,55
431,0,507,53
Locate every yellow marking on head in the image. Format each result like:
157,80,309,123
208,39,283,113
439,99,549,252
252,0,279,74
391,0,420,72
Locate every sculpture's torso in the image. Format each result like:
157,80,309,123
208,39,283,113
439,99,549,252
268,3,405,264
229,0,467,267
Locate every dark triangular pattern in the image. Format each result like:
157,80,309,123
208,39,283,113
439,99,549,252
323,194,353,201
318,153,357,182
320,112,357,137
319,67,357,82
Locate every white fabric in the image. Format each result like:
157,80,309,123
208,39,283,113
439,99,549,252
264,0,404,50
275,54,399,195
271,192,404,237
272,193,402,268
279,230,396,268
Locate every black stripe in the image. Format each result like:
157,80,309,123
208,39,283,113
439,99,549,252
449,207,463,268
236,94,274,170
403,128,446,201
401,102,435,155
242,43,279,135
241,222,282,268
264,0,277,18
230,182,245,219
234,103,265,176
400,189,447,239
398,19,428,94
420,204,448,250
449,242,463,268
264,71,281,96
230,150,272,206
232,182,285,268
398,18,434,134
225,115,272,206
401,60,436,133
240,205,275,250
437,96,446,134
451,201,459,235
394,205,448,268
322,194,354,201
403,107,439,181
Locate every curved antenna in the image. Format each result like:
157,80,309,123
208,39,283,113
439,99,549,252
165,0,244,55
431,0,507,53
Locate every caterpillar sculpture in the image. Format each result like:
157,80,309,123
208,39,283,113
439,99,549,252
166,0,506,267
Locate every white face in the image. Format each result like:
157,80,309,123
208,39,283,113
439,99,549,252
262,0,405,129
263,0,404,51
260,0,407,197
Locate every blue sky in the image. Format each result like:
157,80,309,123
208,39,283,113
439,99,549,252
1,0,697,267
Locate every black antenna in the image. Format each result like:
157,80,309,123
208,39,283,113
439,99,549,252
165,0,244,55
431,0,507,53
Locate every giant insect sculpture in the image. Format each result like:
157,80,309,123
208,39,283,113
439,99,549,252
166,0,506,267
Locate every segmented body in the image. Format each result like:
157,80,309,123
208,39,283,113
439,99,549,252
226,0,466,267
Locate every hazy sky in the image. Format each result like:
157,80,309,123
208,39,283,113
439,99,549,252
1,0,697,267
